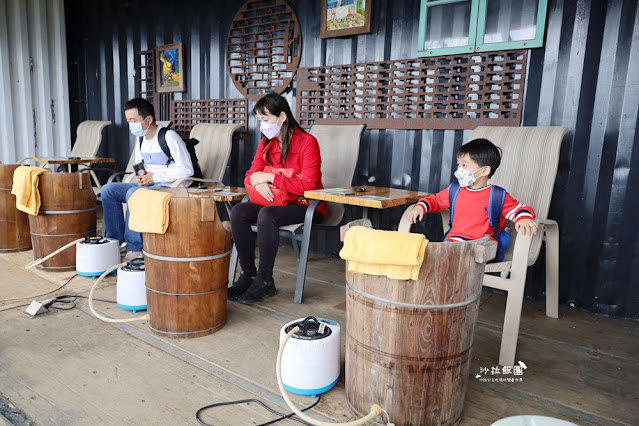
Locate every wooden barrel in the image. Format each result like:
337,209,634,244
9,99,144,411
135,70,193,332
345,239,488,426
29,172,97,271
143,188,232,338
0,164,32,252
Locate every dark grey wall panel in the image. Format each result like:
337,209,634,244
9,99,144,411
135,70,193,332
64,0,639,318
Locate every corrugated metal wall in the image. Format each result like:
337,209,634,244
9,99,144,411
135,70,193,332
0,0,71,164
59,0,639,318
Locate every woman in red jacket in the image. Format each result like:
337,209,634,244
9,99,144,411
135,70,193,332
229,93,327,304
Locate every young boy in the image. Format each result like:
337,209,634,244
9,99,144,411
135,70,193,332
405,138,538,253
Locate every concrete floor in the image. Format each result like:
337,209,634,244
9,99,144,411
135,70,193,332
1,244,638,426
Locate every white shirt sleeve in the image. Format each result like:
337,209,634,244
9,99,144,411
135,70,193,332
151,129,194,184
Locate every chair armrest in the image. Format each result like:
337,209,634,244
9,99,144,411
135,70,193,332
18,157,33,165
508,231,534,281
75,166,117,175
107,171,129,184
171,177,223,188
537,218,558,227
397,204,416,233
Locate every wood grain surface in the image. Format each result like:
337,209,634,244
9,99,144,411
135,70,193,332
0,164,31,251
28,172,97,271
304,186,429,209
345,239,488,426
32,156,115,165
143,193,232,338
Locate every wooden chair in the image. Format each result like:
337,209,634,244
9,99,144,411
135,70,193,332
228,124,366,303
398,126,568,366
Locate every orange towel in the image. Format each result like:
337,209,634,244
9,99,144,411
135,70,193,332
11,166,50,215
127,189,174,234
339,226,428,280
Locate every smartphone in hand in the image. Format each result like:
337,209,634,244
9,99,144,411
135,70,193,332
133,162,146,176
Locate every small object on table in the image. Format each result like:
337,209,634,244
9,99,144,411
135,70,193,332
353,187,366,192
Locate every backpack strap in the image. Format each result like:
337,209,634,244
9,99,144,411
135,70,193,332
444,182,461,239
139,128,173,167
488,185,507,236
447,181,461,229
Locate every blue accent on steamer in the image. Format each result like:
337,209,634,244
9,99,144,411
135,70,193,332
284,375,340,398
117,303,147,313
77,269,116,278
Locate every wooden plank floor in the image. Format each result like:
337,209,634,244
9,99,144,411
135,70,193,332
1,244,637,425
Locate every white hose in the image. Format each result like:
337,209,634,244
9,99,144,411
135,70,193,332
276,326,383,426
24,237,85,269
88,262,149,323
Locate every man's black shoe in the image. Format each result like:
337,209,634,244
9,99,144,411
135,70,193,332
228,273,255,300
238,278,277,305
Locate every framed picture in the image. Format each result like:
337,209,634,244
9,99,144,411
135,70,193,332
156,42,185,92
321,0,373,38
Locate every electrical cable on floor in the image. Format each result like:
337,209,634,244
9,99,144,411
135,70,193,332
48,295,118,310
195,395,320,426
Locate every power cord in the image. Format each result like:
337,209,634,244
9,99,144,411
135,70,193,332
196,395,320,426
40,294,118,311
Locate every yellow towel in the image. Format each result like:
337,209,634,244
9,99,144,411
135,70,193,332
11,166,50,215
339,227,428,280
128,188,174,234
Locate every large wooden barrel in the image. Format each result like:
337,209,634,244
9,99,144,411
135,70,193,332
29,172,97,271
345,239,489,426
143,188,232,338
0,164,32,252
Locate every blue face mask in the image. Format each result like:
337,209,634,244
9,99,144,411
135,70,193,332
129,117,150,137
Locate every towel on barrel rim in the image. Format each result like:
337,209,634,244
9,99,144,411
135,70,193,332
11,166,50,215
128,189,174,234
339,226,428,280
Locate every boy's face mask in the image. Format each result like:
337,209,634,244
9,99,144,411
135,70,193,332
454,166,485,187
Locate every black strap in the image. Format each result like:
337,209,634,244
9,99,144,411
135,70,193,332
139,127,173,166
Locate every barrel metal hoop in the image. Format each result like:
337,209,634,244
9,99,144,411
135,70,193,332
0,247,31,252
0,188,11,191
39,206,98,215
147,321,225,336
31,230,96,237
143,249,231,262
145,286,226,296
346,280,481,309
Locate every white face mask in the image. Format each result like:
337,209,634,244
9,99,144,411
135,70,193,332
259,117,282,139
129,116,150,137
454,166,484,187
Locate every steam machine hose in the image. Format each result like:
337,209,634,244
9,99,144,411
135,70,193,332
276,326,383,426
88,263,149,323
24,237,85,269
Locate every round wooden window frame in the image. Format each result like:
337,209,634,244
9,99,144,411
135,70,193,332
227,0,303,102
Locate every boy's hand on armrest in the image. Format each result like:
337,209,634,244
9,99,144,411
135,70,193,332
515,218,538,236
406,205,425,224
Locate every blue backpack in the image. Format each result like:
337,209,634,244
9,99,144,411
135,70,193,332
446,182,511,262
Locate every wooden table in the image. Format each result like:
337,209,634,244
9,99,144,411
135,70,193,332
33,156,115,172
185,186,246,202
304,185,430,218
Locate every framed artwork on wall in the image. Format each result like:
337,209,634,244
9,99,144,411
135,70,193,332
321,0,373,38
156,42,185,92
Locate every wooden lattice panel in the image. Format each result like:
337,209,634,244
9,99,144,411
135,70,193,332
297,50,528,130
227,0,302,101
137,50,155,100
170,99,248,140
